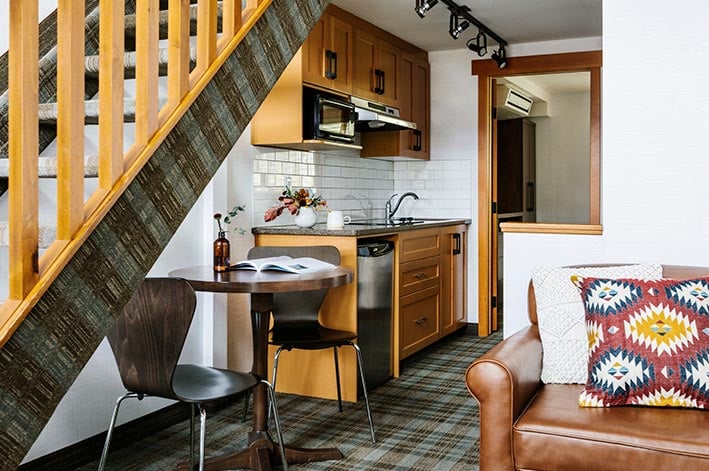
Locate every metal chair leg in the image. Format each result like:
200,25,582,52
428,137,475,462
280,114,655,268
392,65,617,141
272,346,285,391
197,404,207,471
333,346,343,412
190,403,196,471
263,380,289,471
269,346,286,427
349,342,377,444
97,392,141,471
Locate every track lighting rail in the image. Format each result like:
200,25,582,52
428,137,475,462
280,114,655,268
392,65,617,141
415,0,507,47
439,0,507,47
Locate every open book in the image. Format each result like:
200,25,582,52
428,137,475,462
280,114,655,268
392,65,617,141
230,256,336,274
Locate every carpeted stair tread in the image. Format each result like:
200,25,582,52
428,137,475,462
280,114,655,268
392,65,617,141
38,98,167,125
84,45,197,79
0,221,56,249
0,154,99,178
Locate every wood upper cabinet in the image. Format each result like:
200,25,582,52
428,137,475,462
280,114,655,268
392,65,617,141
302,12,353,94
352,29,400,107
360,53,430,160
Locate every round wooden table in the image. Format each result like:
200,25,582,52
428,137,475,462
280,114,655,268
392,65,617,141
169,265,354,471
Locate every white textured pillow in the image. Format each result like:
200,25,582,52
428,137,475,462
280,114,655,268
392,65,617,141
532,264,663,384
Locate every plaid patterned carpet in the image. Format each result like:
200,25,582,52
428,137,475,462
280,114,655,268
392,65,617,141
79,327,501,470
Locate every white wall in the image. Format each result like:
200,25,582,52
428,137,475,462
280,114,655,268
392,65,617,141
530,92,590,223
502,0,709,338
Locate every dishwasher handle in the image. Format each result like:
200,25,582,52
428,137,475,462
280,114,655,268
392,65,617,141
358,241,394,258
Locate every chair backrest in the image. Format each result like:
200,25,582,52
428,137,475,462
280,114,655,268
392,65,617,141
107,278,197,399
248,246,341,332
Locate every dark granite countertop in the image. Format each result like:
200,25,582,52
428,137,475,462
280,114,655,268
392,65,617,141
252,218,470,237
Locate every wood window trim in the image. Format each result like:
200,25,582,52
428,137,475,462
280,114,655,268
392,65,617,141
473,50,602,336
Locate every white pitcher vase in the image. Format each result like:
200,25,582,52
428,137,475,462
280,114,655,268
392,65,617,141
294,206,317,228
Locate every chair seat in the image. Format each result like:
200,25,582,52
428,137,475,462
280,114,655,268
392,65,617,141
172,364,259,403
270,325,357,350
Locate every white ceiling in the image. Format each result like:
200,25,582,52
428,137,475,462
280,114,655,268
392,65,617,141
330,0,602,52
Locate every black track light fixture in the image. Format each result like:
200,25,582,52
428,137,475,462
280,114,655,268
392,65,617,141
415,0,438,18
491,45,507,69
449,10,471,40
466,31,488,56
414,0,507,64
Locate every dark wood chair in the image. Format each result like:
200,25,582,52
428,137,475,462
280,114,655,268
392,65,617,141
248,245,376,444
98,278,288,471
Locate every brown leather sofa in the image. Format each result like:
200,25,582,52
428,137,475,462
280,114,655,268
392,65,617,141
466,265,709,471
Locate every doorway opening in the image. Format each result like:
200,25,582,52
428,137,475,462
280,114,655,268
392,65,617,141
472,51,602,336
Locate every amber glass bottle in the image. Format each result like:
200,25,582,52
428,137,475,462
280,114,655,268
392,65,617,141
213,231,230,272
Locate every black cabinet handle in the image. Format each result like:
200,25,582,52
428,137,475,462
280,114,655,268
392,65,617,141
373,69,383,94
526,182,535,212
379,70,385,95
325,50,337,79
453,233,461,255
413,129,422,151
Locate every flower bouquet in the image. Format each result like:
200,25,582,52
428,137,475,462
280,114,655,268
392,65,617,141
264,186,327,222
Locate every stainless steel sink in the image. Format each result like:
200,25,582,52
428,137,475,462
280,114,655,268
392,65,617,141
351,218,429,227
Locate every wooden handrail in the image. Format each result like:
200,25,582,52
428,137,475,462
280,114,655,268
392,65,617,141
1,0,275,347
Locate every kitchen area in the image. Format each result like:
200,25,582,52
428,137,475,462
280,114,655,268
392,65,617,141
235,4,473,402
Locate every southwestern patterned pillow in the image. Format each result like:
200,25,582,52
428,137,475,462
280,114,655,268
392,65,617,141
573,275,709,408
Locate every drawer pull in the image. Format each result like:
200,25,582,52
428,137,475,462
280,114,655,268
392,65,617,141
413,316,427,325
413,272,429,280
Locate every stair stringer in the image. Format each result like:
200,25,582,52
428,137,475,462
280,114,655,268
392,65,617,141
0,0,329,467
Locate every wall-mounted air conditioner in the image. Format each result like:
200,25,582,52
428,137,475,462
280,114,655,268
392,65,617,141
496,84,534,120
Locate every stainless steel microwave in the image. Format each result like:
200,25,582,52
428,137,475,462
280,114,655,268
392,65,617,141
303,87,356,144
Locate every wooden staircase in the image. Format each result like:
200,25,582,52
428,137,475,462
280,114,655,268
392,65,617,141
0,0,329,467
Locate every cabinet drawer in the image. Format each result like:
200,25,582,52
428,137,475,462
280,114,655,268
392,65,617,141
400,286,440,358
400,255,440,296
399,228,441,262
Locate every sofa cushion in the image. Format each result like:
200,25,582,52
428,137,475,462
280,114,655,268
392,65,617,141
531,264,662,384
575,276,709,408
513,385,709,471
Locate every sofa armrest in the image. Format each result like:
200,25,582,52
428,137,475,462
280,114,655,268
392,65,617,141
465,325,543,471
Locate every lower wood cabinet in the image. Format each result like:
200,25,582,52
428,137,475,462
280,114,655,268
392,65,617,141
400,286,440,358
441,224,467,336
398,225,467,359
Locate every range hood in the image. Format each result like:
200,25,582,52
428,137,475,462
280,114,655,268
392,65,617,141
351,96,417,132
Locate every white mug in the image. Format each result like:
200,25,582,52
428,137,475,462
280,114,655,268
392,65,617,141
327,211,351,229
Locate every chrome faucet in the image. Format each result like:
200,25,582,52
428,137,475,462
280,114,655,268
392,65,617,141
386,192,419,221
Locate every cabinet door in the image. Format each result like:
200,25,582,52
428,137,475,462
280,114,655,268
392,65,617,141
329,15,353,94
352,29,378,100
302,14,329,89
302,13,353,94
400,286,440,359
522,120,536,222
376,39,400,107
411,57,430,158
441,225,467,336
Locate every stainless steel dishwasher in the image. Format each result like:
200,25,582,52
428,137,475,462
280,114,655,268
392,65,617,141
357,240,394,393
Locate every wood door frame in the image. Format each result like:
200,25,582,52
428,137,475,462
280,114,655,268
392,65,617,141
472,50,603,336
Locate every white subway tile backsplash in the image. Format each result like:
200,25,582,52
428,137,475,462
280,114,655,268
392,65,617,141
252,145,473,226
268,161,282,174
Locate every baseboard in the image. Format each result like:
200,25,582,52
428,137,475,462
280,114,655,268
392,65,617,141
18,394,243,471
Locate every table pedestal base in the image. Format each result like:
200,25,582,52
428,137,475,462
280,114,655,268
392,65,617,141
178,431,343,470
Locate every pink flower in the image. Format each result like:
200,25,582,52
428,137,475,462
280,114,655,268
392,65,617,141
264,206,282,222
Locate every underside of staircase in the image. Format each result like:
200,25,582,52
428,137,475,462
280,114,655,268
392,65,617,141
0,0,329,467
